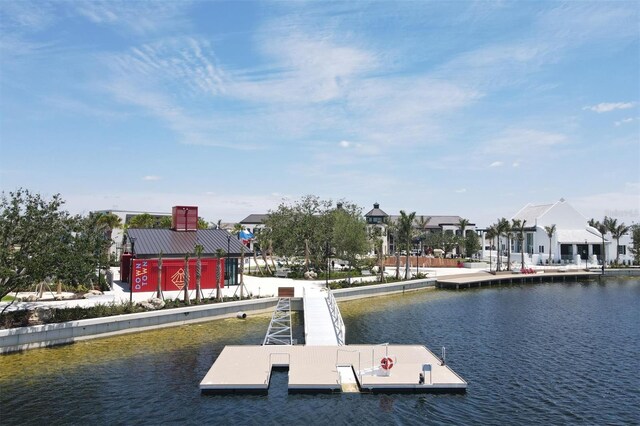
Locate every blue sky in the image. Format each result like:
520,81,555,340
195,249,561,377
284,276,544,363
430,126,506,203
1,1,638,227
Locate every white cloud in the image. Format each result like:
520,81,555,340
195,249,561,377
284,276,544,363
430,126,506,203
615,117,636,126
512,162,520,168
455,188,467,193
583,102,636,113
142,175,161,181
489,161,503,168
75,1,188,34
339,140,351,148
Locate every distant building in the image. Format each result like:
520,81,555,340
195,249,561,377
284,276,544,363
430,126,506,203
364,203,476,256
479,199,634,266
240,203,476,257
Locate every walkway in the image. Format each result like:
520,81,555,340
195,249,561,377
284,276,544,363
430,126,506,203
303,286,344,346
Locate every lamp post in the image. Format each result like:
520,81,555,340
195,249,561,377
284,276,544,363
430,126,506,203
584,239,588,270
227,234,231,286
325,241,330,287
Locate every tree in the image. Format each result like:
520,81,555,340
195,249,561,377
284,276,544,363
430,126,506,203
457,218,470,257
197,217,209,230
194,244,204,302
464,230,481,260
368,225,386,282
544,224,556,265
590,218,608,273
608,220,629,265
128,213,158,229
95,212,122,248
398,210,416,279
416,215,431,254
512,219,527,269
629,224,640,265
485,225,497,272
1,189,109,300
332,206,369,283
183,254,190,305
157,251,164,299
495,218,510,271
215,249,226,301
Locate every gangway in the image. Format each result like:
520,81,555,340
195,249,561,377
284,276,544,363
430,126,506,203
303,287,345,346
263,298,293,345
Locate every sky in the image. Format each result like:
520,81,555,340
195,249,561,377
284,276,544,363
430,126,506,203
1,0,639,227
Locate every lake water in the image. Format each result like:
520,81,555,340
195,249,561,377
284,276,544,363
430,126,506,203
1,278,639,425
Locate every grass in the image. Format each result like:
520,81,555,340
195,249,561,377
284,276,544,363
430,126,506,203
1,295,15,302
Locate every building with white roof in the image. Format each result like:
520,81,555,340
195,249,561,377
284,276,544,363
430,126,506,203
481,199,634,266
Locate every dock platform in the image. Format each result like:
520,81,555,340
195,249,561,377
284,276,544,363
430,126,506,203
199,344,467,394
436,270,598,289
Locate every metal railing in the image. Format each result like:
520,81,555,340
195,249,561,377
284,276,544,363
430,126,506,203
326,288,346,346
263,298,293,345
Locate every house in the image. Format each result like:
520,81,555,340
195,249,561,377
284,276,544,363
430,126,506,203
480,198,633,266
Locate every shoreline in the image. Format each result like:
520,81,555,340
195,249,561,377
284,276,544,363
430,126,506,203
2,268,638,354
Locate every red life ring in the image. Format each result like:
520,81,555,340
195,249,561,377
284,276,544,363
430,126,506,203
380,357,394,370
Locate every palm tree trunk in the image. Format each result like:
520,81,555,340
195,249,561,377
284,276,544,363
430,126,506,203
253,247,264,276
548,237,552,265
616,238,620,264
183,258,190,305
506,236,511,271
195,258,202,303
157,253,163,300
216,258,222,301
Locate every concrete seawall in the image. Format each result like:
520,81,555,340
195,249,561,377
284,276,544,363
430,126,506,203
0,298,279,354
0,279,436,354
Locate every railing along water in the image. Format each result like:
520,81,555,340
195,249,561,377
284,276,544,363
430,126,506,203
326,288,346,346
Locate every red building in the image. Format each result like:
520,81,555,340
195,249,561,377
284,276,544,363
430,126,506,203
120,206,247,293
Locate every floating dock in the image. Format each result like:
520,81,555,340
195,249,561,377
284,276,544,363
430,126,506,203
199,344,466,394
436,270,598,290
200,286,467,394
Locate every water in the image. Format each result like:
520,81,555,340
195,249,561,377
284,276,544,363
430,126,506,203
1,278,639,424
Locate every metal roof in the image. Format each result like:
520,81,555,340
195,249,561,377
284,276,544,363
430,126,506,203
127,228,248,257
240,214,269,224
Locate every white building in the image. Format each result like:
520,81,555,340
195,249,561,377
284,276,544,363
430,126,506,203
480,199,634,266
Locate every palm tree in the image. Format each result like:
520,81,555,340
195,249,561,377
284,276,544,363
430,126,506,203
183,254,190,305
369,225,386,283
495,218,510,271
96,212,122,244
386,220,401,280
398,210,417,279
544,224,556,265
512,219,527,269
194,244,204,302
215,248,226,301
591,219,608,273
610,223,630,265
485,225,497,273
457,218,470,258
156,250,164,300
416,215,431,254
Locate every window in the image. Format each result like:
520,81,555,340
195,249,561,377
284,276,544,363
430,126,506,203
539,245,544,253
618,246,626,255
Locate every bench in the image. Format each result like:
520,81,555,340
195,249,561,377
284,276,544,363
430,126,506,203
278,287,295,297
275,269,290,278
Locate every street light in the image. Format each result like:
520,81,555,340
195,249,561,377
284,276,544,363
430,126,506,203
227,234,231,286
584,239,588,270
